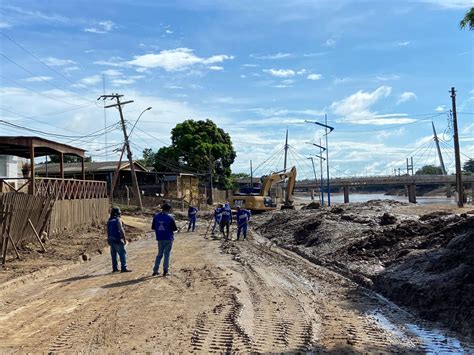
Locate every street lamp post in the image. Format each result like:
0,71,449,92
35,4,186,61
305,118,334,206
128,106,152,138
306,141,326,206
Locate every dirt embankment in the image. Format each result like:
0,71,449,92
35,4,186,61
253,200,474,338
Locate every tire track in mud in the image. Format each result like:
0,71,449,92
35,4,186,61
243,264,314,352
189,268,252,353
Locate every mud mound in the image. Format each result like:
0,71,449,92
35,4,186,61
255,204,474,337
302,202,321,210
376,217,474,337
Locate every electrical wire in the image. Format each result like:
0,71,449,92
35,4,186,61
0,31,82,87
0,53,95,104
0,74,84,107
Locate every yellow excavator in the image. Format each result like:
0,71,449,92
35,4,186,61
230,166,297,212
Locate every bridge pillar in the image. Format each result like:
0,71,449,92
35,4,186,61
343,186,349,204
407,184,417,204
446,184,452,198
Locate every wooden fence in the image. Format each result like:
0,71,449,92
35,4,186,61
35,178,107,200
48,198,109,235
0,193,53,263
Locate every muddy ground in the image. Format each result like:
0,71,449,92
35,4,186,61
253,200,474,338
0,218,146,285
1,206,473,352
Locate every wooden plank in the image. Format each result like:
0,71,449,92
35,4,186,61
28,218,47,252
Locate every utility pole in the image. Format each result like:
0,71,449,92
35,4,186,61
250,160,253,192
308,157,321,204
283,129,289,172
208,148,214,205
324,114,331,206
450,87,464,207
100,94,143,210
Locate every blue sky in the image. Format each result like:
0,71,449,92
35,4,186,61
0,0,473,179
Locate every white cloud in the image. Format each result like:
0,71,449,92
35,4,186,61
397,91,417,104
102,69,123,76
42,57,77,66
111,76,144,86
0,22,11,28
376,74,400,81
23,76,53,82
397,41,411,46
64,66,80,72
209,66,224,71
127,48,234,71
242,64,258,68
73,75,102,87
462,123,474,135
435,105,446,112
263,69,295,78
325,38,336,46
296,69,307,75
420,0,473,9
330,86,411,125
165,29,173,34
84,20,117,34
307,73,322,81
253,52,292,60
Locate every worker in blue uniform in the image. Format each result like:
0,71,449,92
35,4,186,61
219,202,233,240
107,206,131,273
236,206,251,241
152,203,178,276
212,204,223,234
187,205,198,232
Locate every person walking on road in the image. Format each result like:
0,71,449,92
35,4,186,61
152,203,178,277
219,202,233,240
107,207,131,273
236,206,251,241
187,205,198,232
212,204,223,234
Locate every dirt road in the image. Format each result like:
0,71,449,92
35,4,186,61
0,216,471,353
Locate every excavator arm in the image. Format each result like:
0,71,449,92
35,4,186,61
260,166,297,208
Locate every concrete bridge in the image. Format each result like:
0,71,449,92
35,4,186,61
296,174,474,204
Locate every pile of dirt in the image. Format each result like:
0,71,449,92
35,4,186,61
253,201,474,337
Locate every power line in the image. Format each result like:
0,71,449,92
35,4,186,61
0,74,84,107
0,31,80,87
0,119,119,139
336,113,446,133
0,105,95,134
0,53,94,104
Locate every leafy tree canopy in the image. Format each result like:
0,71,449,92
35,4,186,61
415,165,443,175
460,8,474,30
463,158,474,173
145,119,236,189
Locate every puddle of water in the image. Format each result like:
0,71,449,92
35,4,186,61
367,310,408,341
406,323,465,354
366,309,469,354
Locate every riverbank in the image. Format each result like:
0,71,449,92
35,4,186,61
253,200,474,338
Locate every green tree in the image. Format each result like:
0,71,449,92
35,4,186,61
152,119,236,189
463,158,474,173
460,8,474,30
137,148,156,168
415,165,443,175
49,155,92,163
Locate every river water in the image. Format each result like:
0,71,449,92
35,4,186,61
298,193,456,205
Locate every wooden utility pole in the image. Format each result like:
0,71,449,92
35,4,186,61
100,94,143,210
450,87,464,207
208,148,214,205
